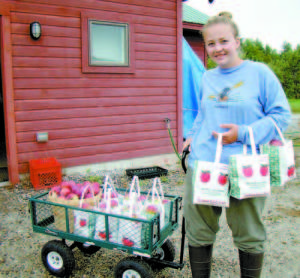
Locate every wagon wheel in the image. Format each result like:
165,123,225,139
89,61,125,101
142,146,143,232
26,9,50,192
41,240,75,277
114,256,154,278
152,239,176,269
75,241,101,256
155,239,176,262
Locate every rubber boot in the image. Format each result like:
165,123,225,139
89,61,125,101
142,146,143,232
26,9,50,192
188,244,213,278
239,249,264,278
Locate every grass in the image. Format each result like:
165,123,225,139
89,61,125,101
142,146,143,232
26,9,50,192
288,99,300,113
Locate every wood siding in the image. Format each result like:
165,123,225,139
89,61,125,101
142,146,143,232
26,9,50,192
7,0,179,173
183,29,206,65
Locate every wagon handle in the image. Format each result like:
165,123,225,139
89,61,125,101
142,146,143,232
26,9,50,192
181,145,190,174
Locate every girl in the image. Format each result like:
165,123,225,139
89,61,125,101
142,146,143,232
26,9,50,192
183,12,291,278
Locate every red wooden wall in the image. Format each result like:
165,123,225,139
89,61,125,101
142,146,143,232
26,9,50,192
183,32,206,65
186,37,206,65
5,0,180,174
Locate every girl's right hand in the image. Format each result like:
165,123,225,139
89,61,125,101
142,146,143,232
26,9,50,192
182,138,192,153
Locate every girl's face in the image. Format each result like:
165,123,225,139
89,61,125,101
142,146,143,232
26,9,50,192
204,23,241,69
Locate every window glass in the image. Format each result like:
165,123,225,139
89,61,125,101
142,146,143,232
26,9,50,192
89,21,128,66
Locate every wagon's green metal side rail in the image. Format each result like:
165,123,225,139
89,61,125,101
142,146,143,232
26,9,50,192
29,190,182,258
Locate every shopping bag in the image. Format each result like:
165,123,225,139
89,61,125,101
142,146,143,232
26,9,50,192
229,126,270,199
193,134,230,207
122,175,142,210
152,177,172,227
143,177,170,229
260,118,296,187
93,175,120,243
119,176,147,248
73,184,97,238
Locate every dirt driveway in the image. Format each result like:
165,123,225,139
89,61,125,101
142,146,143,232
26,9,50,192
0,160,300,278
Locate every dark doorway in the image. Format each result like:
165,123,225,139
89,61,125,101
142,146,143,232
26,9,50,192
0,51,8,182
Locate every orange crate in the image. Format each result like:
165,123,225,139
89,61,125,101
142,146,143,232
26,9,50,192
29,157,62,190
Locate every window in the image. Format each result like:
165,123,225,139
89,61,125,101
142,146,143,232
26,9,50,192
81,12,135,73
89,21,129,66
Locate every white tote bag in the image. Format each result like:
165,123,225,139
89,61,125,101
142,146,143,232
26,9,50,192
144,178,167,229
192,134,230,207
118,176,146,248
260,118,296,187
73,184,97,238
94,176,120,243
229,126,271,199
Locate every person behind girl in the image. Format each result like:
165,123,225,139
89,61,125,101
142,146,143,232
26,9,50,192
182,11,291,278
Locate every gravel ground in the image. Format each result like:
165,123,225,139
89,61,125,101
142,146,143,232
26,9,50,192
0,157,300,278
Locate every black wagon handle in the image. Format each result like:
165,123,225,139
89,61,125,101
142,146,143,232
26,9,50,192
181,145,190,174
178,145,189,267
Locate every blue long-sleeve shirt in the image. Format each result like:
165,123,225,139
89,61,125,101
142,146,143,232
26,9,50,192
186,60,291,168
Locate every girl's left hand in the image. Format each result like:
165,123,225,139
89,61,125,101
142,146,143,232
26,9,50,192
212,124,238,145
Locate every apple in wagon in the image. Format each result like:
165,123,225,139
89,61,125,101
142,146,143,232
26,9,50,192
270,139,283,146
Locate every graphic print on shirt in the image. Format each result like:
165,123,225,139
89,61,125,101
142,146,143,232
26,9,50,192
208,81,244,102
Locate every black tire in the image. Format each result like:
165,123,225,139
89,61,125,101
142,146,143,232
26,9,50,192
151,239,176,270
41,240,75,277
114,256,154,278
75,241,101,256
157,239,176,262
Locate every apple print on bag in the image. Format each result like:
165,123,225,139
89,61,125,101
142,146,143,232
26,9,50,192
218,174,227,186
287,165,295,177
122,237,135,247
79,218,87,227
201,170,211,183
98,231,112,240
242,165,253,178
260,165,269,176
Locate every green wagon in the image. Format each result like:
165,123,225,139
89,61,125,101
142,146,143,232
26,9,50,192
29,187,185,277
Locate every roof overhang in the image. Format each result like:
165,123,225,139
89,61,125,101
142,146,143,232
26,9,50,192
183,22,204,31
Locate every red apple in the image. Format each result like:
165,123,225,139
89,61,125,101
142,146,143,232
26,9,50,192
60,187,71,197
85,193,93,199
70,182,79,192
218,174,227,186
71,185,82,198
243,166,253,178
201,171,211,183
50,185,61,195
270,139,283,146
92,182,101,195
260,165,269,176
61,181,71,187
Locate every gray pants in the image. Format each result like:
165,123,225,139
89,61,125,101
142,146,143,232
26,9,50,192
183,168,267,253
